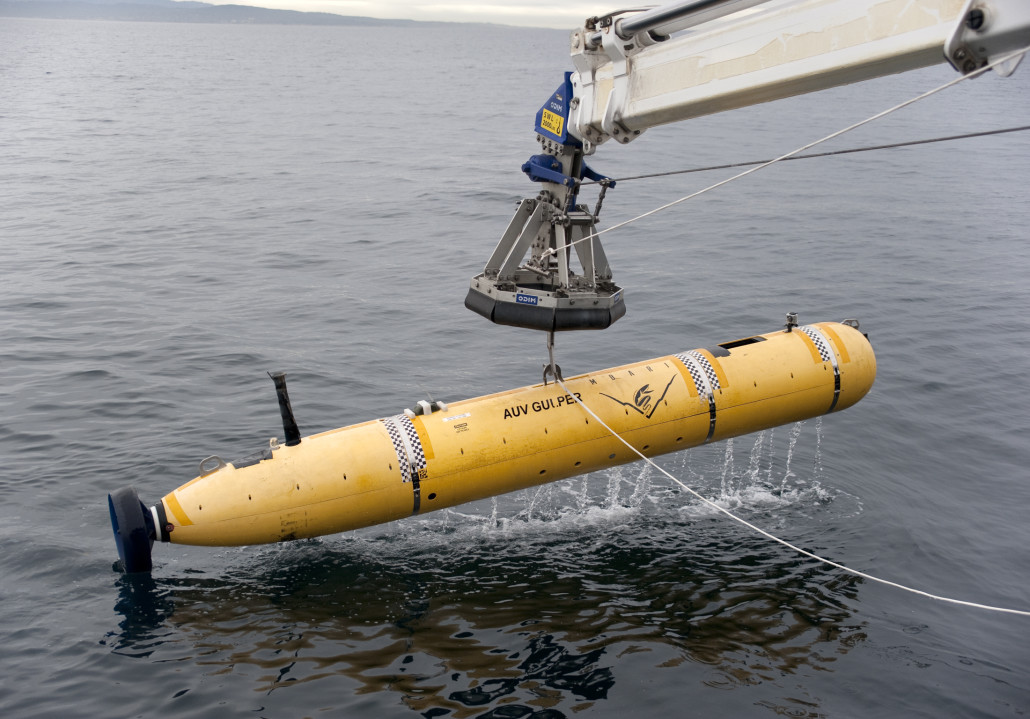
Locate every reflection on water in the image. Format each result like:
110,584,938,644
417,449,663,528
108,573,176,659
109,427,866,717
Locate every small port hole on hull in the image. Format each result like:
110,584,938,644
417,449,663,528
428,493,437,500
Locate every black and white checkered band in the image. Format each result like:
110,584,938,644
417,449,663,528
675,350,721,394
675,352,710,398
800,325,842,412
675,350,718,442
800,325,834,364
380,414,427,484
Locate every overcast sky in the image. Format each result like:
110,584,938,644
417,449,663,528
192,0,613,28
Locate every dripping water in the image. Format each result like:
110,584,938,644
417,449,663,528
780,420,805,495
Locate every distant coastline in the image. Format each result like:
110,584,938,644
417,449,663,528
0,0,419,26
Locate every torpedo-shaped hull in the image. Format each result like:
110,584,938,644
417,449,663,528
147,321,874,550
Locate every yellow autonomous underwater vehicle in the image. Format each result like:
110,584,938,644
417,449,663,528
109,320,875,572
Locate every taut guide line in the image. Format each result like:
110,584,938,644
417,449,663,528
555,375,1030,617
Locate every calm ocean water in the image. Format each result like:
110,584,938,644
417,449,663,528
2,15,1029,718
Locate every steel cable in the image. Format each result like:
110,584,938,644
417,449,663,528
580,124,1030,185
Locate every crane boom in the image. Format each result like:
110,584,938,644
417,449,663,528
569,0,1028,151
465,0,1029,336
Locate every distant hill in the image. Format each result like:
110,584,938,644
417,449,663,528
0,0,418,25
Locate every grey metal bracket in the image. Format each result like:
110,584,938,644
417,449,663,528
946,0,1030,76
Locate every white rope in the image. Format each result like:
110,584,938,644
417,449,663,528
532,48,1030,614
544,45,1030,260
554,377,1030,617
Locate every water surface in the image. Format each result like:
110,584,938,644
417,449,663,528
2,16,1029,718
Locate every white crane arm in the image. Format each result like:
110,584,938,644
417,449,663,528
567,0,1030,151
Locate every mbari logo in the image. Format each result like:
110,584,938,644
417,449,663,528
515,294,538,305
601,376,676,419
634,385,654,412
